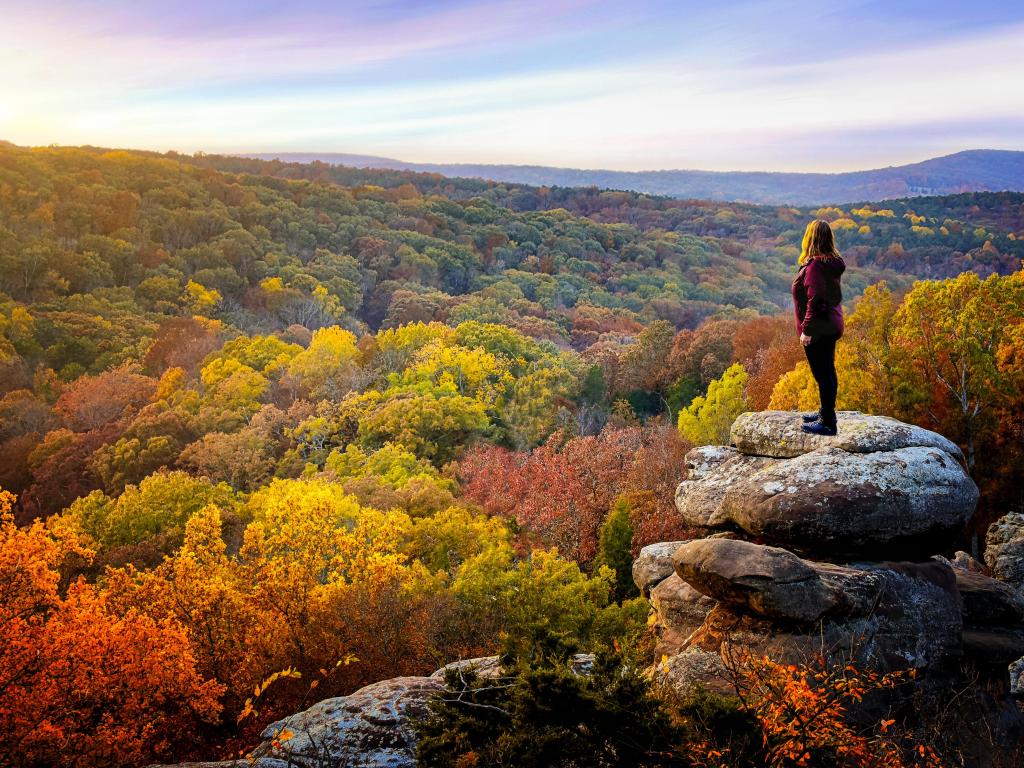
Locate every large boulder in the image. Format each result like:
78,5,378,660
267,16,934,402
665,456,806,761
152,675,446,768
251,676,443,768
953,568,1024,682
962,629,1024,667
672,538,881,623
633,540,690,597
985,512,1024,590
730,410,965,461
981,514,1024,697
673,538,831,622
676,413,978,560
675,450,777,531
954,569,1024,628
657,558,964,699
716,446,977,558
675,557,963,683
649,572,717,655
645,411,1014,730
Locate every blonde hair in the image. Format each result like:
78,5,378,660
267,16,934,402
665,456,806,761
799,219,841,265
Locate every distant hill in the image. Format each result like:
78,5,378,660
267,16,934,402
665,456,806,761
245,149,1024,206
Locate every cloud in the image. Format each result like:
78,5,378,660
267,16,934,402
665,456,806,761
0,0,1022,170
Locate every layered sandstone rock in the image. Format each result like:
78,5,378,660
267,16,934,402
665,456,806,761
675,411,977,559
729,410,964,460
639,411,1024,707
716,446,977,558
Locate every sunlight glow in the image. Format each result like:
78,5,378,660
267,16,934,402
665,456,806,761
0,0,1022,170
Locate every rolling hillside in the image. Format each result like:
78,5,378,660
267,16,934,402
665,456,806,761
246,149,1024,206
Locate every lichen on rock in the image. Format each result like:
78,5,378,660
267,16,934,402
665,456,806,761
644,410,1024,722
730,410,965,461
676,411,977,559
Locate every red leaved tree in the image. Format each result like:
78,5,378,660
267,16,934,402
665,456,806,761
459,424,691,563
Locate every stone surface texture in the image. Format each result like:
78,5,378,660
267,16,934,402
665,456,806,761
633,540,691,597
985,512,1024,590
675,451,778,531
251,675,442,768
649,573,717,656
645,411,1024,716
674,411,977,559
730,410,965,461
717,446,977,557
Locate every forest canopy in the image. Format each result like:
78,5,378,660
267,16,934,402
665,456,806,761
1,143,1023,767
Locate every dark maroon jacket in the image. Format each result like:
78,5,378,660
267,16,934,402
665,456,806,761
792,255,845,338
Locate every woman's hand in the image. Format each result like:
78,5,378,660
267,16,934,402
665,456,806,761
800,333,813,346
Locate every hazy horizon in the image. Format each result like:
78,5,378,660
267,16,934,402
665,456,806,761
242,147,1017,175
2,1,1023,172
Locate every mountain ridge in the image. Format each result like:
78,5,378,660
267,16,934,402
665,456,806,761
244,149,1024,206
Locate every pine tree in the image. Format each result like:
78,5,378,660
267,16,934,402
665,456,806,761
593,496,638,602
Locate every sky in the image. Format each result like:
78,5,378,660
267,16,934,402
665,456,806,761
1,0,1023,172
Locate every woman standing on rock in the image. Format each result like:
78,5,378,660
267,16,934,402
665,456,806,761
792,219,845,436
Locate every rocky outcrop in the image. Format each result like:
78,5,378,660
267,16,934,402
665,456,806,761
954,569,1024,628
676,412,977,559
985,512,1024,590
252,676,442,768
151,654,598,768
151,675,445,768
717,446,977,558
673,538,851,623
670,543,963,687
639,411,1024,710
980,513,1024,695
633,541,690,597
730,410,964,461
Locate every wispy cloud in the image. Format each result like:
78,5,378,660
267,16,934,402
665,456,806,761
0,0,1022,170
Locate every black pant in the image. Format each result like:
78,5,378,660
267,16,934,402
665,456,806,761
804,335,838,427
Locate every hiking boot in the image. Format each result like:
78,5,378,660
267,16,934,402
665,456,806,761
801,422,837,436
801,412,820,423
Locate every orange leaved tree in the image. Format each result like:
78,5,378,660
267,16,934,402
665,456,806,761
0,489,223,768
729,652,942,768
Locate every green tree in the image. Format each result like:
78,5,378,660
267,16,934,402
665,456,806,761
677,363,748,446
61,470,238,552
416,631,685,768
592,497,638,602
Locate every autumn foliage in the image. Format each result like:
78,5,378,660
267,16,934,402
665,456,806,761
459,424,692,563
0,490,223,768
725,653,940,768
0,145,1022,766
